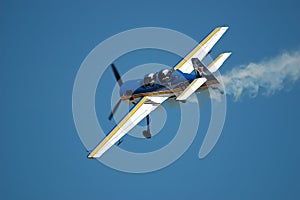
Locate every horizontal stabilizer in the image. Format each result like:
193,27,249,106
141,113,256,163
208,52,232,73
176,77,207,101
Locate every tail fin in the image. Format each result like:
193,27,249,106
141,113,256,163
191,53,231,94
191,52,231,78
191,58,213,78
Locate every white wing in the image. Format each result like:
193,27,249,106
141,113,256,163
88,96,168,158
174,27,228,74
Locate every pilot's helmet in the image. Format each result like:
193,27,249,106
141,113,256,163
158,69,172,83
144,72,156,87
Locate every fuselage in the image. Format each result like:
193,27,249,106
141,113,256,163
119,69,218,103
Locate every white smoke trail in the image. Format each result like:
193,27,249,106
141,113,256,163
222,50,300,101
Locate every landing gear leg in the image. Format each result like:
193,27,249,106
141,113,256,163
142,115,151,139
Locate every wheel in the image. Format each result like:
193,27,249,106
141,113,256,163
143,130,151,139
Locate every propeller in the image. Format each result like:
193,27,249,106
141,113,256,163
108,99,122,120
108,63,123,120
111,63,123,87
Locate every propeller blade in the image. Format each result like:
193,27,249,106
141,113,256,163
108,99,122,120
111,63,123,87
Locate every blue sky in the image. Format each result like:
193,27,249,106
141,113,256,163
1,0,300,199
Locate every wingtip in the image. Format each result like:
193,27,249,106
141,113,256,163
223,52,232,56
220,26,229,31
87,152,96,159
220,52,232,60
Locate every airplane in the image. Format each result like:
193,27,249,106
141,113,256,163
88,27,231,158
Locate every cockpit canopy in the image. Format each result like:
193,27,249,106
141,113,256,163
143,69,174,88
158,69,172,83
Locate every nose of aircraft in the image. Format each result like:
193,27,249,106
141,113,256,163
119,79,141,97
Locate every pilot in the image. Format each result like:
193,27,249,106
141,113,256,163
144,73,156,88
158,69,173,83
